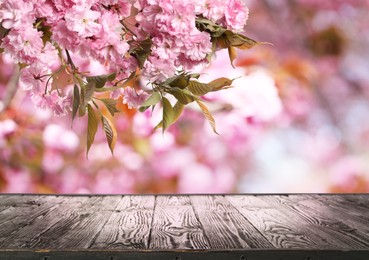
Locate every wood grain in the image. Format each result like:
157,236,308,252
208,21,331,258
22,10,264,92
1,196,91,248
268,195,369,249
149,196,210,250
191,195,272,249
90,195,155,249
226,195,333,249
0,195,71,246
33,196,121,249
289,195,369,237
1,194,369,257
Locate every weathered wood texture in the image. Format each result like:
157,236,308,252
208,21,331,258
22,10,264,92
0,194,369,259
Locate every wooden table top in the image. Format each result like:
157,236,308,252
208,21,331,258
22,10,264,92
0,194,369,259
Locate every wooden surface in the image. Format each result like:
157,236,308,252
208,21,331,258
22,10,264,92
0,194,369,259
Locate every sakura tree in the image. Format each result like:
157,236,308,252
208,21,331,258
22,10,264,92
0,0,261,155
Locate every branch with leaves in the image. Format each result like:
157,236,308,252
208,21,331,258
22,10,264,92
0,0,263,156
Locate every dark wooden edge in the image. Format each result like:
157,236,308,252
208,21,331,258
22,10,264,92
1,249,369,260
1,193,368,197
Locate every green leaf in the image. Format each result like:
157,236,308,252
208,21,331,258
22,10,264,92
131,38,152,68
162,97,175,132
187,77,236,97
195,17,226,36
187,80,213,96
139,92,161,112
83,81,96,106
168,87,196,104
100,98,119,117
101,115,117,155
79,86,86,117
196,99,218,134
86,72,116,88
39,23,52,45
189,73,201,79
72,84,80,121
168,74,190,89
87,104,98,157
155,101,184,130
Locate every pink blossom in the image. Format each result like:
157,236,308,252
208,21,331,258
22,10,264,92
19,64,52,94
43,124,80,152
199,0,225,24
224,0,248,32
183,30,212,61
0,0,34,29
143,56,177,83
38,42,60,67
3,168,34,193
178,163,216,193
96,0,132,18
1,26,44,64
122,87,149,109
42,149,65,173
52,0,74,11
0,119,17,147
51,20,81,51
31,90,71,116
64,6,102,38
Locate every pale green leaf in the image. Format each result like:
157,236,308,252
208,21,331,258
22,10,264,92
83,81,96,106
139,92,161,112
168,74,190,89
72,84,80,121
155,101,185,130
189,73,201,79
162,97,175,132
196,99,218,134
131,38,152,68
101,115,117,155
168,87,196,104
87,104,98,157
86,72,116,88
187,80,213,96
79,86,86,117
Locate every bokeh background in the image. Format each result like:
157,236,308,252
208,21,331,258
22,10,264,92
1,0,369,193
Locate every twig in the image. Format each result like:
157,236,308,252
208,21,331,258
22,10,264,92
0,65,20,114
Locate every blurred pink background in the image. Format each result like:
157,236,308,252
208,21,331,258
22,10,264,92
1,0,369,194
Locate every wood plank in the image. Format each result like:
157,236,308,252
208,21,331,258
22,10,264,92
27,196,121,249
90,195,155,249
319,195,369,220
288,195,369,237
1,196,91,249
226,195,334,249
190,195,272,249
0,196,70,245
0,195,52,221
266,195,369,249
149,195,210,250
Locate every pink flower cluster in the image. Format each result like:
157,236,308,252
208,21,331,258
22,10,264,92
0,0,248,114
136,0,248,82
